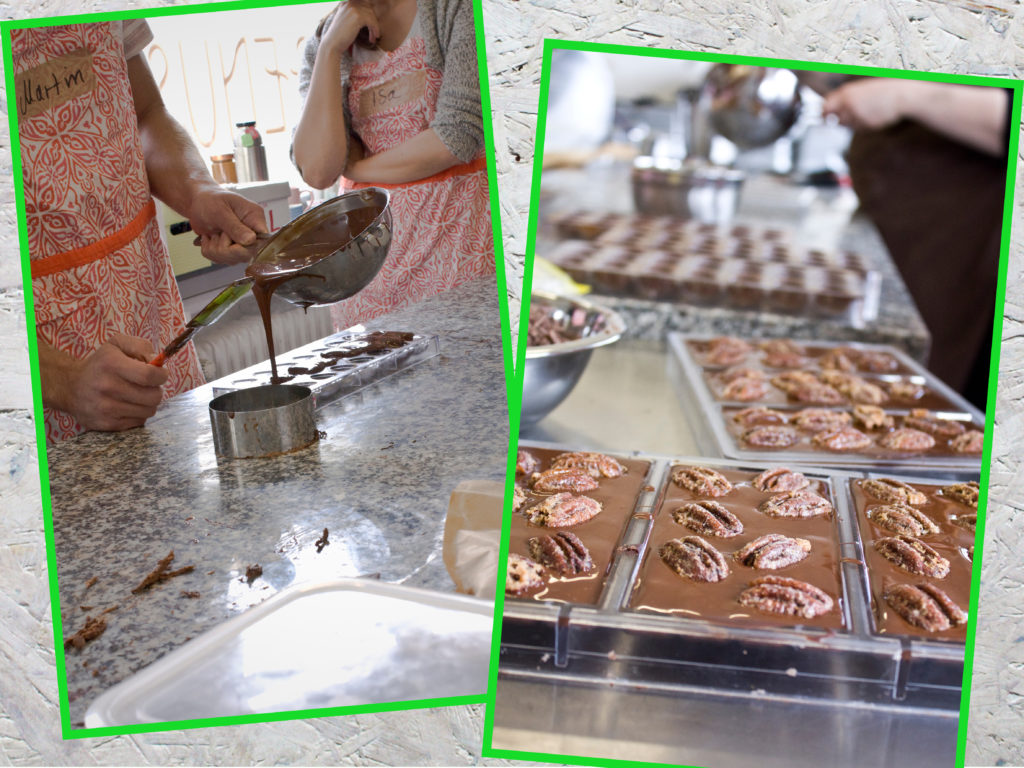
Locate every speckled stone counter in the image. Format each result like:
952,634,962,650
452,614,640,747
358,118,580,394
46,277,508,727
536,166,931,363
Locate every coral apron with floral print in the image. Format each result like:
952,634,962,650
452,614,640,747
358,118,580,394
332,25,494,330
12,23,203,444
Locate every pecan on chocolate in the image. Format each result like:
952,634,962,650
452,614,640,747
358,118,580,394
506,553,546,595
861,478,928,506
942,481,980,509
856,350,898,373
660,536,730,583
512,485,527,513
759,490,833,519
878,428,936,452
869,503,940,537
952,514,977,533
530,467,600,494
760,339,807,368
732,407,789,427
791,382,845,405
523,493,602,527
722,376,770,401
902,409,966,439
811,426,873,452
738,575,834,619
874,535,950,578
820,371,888,406
752,467,811,493
887,379,925,401
527,532,594,576
884,583,967,632
742,425,800,448
516,449,539,478
671,466,733,496
851,404,894,431
721,366,767,383
672,500,744,538
770,370,819,394
550,451,626,479
706,336,751,366
950,430,984,455
792,408,852,433
820,347,858,372
734,534,811,569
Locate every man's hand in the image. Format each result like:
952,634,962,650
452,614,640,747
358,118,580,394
190,185,268,265
823,79,909,132
42,334,169,432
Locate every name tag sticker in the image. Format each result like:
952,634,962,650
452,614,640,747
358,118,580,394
358,69,426,119
16,47,97,118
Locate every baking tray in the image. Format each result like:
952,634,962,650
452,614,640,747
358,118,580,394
503,444,969,711
210,331,440,408
668,333,984,474
84,580,492,726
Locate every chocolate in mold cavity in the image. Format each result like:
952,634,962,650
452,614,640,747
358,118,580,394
849,478,972,642
507,447,651,606
630,466,845,630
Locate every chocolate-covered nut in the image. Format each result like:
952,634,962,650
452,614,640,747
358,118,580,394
752,467,810,493
812,426,873,452
738,575,834,618
878,428,935,452
528,532,594,576
530,467,600,493
861,478,928,505
742,425,800,448
942,481,980,509
734,534,811,569
660,536,730,583
759,490,833,518
869,503,940,537
884,583,967,632
672,466,733,496
672,500,744,538
523,493,602,527
550,451,626,478
506,553,545,595
874,535,950,578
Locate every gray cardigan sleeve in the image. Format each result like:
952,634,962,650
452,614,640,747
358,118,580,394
426,0,484,163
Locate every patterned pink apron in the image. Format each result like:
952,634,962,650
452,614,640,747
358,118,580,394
332,26,495,330
12,22,203,444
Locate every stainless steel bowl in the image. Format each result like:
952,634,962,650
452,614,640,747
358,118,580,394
251,187,393,308
631,156,745,223
521,293,626,425
703,64,801,149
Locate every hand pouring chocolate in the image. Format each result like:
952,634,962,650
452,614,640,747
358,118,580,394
152,188,392,382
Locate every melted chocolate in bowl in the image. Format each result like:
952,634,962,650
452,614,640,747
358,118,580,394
246,205,383,382
629,467,847,632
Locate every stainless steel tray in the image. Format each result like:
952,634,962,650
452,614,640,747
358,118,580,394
503,444,968,711
668,332,984,474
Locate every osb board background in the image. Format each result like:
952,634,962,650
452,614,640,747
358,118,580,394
0,0,1022,765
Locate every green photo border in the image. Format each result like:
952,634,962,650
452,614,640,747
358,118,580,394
2,0,513,739
483,38,1018,768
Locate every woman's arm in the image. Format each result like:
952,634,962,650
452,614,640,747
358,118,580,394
292,1,381,189
343,128,459,183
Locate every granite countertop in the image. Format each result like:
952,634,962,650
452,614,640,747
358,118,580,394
47,277,508,727
535,165,931,363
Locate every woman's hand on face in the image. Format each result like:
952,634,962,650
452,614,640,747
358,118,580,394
322,0,380,53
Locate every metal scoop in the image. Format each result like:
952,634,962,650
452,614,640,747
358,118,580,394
151,187,392,366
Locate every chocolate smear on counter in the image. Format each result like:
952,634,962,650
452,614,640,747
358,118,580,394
315,528,330,553
65,615,107,651
245,564,263,583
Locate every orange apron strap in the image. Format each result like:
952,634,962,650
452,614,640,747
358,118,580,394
343,155,488,191
30,198,158,279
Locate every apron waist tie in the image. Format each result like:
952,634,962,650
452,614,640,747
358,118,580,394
31,198,158,278
342,155,488,191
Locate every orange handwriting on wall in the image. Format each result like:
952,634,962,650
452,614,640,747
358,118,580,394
178,41,217,148
253,37,287,135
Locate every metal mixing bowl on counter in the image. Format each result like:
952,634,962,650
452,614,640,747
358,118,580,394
522,292,626,425
631,156,745,223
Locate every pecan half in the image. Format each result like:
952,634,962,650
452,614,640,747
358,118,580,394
950,430,984,455
660,536,730,583
884,583,967,632
752,467,810,493
721,366,766,383
528,532,594,576
851,404,894,431
874,535,950,578
506,553,546,595
869,503,940,537
742,425,800,448
821,372,887,405
791,382,845,405
706,336,751,366
820,347,857,372
878,428,936,452
770,370,819,394
516,450,539,478
530,467,600,494
732,407,789,427
952,514,977,533
792,408,852,433
942,481,979,509
523,493,602,527
902,409,966,439
671,466,733,496
734,534,811,569
672,500,744,538
550,451,626,478
512,485,527,513
760,340,807,368
723,376,770,401
738,575,834,618
857,350,898,373
759,490,833,518
812,426,873,452
861,478,928,506
888,379,925,400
